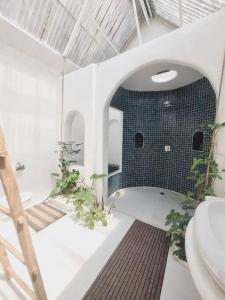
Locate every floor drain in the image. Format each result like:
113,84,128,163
160,192,165,195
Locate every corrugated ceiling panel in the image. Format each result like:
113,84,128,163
149,0,225,26
150,0,180,26
62,0,142,65
182,0,225,25
0,0,82,54
0,0,224,67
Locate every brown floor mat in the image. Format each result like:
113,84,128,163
83,220,170,300
25,202,66,232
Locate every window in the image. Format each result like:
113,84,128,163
135,132,144,148
192,131,204,151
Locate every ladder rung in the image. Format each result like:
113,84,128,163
7,267,36,300
0,204,10,216
0,237,25,264
0,151,7,157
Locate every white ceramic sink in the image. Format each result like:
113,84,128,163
186,198,225,300
194,199,225,292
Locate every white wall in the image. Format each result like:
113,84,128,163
63,65,96,184
64,9,225,199
64,111,85,164
108,107,123,169
125,16,176,50
214,62,225,197
0,40,61,202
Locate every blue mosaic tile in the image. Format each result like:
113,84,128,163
108,78,216,196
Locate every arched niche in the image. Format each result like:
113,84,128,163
64,110,85,165
108,107,123,175
135,132,144,148
107,62,216,196
192,130,204,151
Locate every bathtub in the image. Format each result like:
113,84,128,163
107,186,182,229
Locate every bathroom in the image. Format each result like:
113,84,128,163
0,2,225,300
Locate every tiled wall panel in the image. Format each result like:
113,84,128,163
108,78,216,195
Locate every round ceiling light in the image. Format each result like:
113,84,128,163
151,70,177,83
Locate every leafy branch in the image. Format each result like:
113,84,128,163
51,141,107,229
166,122,225,261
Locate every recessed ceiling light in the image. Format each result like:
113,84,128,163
152,70,177,83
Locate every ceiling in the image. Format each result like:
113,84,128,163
0,0,224,68
121,63,204,91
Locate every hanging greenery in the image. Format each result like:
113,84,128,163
165,122,225,261
51,141,107,229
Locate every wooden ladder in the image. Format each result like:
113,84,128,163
0,128,47,300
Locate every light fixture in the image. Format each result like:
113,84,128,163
152,70,177,83
163,100,172,107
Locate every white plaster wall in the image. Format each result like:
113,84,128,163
214,62,225,197
125,16,176,50
64,9,225,199
71,113,84,164
108,107,123,168
0,40,61,201
64,111,85,164
63,65,96,184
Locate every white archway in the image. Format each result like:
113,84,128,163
99,60,218,198
64,110,85,165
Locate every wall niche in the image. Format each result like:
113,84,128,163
135,132,144,148
192,130,204,151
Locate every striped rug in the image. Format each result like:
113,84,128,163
25,202,66,232
83,220,170,300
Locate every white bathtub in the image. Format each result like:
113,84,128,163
107,186,182,229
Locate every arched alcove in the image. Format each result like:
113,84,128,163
135,132,144,148
192,130,204,151
64,110,85,165
108,107,123,175
107,62,216,196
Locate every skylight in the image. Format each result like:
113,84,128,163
151,70,178,83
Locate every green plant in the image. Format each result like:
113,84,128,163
51,142,81,196
72,174,107,229
166,122,225,261
58,141,82,157
51,167,80,196
51,142,107,229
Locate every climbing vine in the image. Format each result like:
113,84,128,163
165,122,225,261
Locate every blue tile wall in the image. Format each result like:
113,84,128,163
108,78,216,196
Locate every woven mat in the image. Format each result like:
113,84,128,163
25,202,66,232
83,220,170,300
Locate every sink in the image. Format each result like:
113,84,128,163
186,198,225,299
194,200,225,292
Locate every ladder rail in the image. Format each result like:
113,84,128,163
0,128,47,300
0,236,25,264
0,204,10,216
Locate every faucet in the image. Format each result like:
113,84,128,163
16,162,25,171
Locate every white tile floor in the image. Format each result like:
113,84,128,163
0,187,201,300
